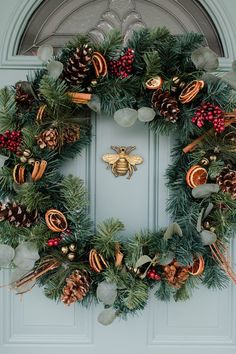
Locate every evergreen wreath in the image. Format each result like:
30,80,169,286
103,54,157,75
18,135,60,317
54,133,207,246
0,27,236,326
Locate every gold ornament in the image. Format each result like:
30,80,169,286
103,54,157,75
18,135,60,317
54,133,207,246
67,252,76,261
209,155,217,161
69,243,77,252
60,243,77,261
102,146,143,179
61,246,69,254
200,157,209,166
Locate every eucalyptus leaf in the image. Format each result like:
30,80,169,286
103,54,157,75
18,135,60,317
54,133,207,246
37,44,53,62
0,244,15,267
197,208,205,232
47,61,63,80
135,255,152,268
192,184,219,199
13,242,39,270
158,251,175,266
96,281,117,306
163,222,182,240
97,308,117,326
203,203,214,220
191,47,219,71
200,230,217,246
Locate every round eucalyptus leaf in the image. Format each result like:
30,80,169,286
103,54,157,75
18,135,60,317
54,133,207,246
191,47,219,72
37,44,53,62
47,61,63,80
114,108,138,127
87,95,101,113
200,230,217,246
97,308,117,326
158,251,175,266
0,244,15,267
137,107,156,122
13,242,39,270
96,281,117,305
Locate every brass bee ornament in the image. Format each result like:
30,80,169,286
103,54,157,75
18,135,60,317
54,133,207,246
102,146,143,179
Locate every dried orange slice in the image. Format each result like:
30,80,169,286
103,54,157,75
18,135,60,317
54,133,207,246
92,52,107,78
189,255,205,276
186,165,208,188
145,76,163,90
179,80,204,104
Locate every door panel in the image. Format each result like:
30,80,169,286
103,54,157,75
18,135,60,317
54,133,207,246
0,0,236,353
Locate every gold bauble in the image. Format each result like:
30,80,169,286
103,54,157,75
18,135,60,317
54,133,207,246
28,157,35,165
23,149,32,157
61,246,69,254
67,252,76,261
20,156,28,163
203,221,211,230
210,226,216,233
200,157,209,166
69,243,77,252
209,155,217,161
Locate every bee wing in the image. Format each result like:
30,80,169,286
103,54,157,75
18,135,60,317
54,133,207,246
126,155,143,165
102,154,120,165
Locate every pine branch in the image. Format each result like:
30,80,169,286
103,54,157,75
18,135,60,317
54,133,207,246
95,30,122,59
143,51,162,80
39,76,69,110
93,219,124,259
0,88,17,132
16,183,53,212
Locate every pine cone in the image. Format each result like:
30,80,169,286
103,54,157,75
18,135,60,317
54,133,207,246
15,81,34,104
163,260,189,288
37,128,59,150
0,202,37,227
152,89,180,123
63,44,93,90
216,166,236,199
63,124,80,144
61,270,90,305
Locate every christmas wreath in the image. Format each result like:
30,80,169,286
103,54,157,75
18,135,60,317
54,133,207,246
1,27,236,326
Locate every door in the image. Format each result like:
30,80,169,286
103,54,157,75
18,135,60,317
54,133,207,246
0,1,235,353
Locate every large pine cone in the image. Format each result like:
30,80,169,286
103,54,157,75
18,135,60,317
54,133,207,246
163,260,189,288
63,44,93,90
63,124,80,144
61,270,90,305
152,89,180,123
37,128,59,150
0,202,37,227
216,166,236,199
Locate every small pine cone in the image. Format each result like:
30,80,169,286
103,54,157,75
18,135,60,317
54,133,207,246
163,260,189,288
63,44,93,88
63,124,80,144
61,270,90,306
15,82,34,104
216,166,236,199
0,202,37,227
37,128,59,150
152,89,180,123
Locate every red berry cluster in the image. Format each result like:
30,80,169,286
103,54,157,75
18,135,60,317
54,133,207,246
192,102,225,133
109,48,135,78
0,130,22,153
47,237,61,247
147,267,161,281
47,229,71,247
